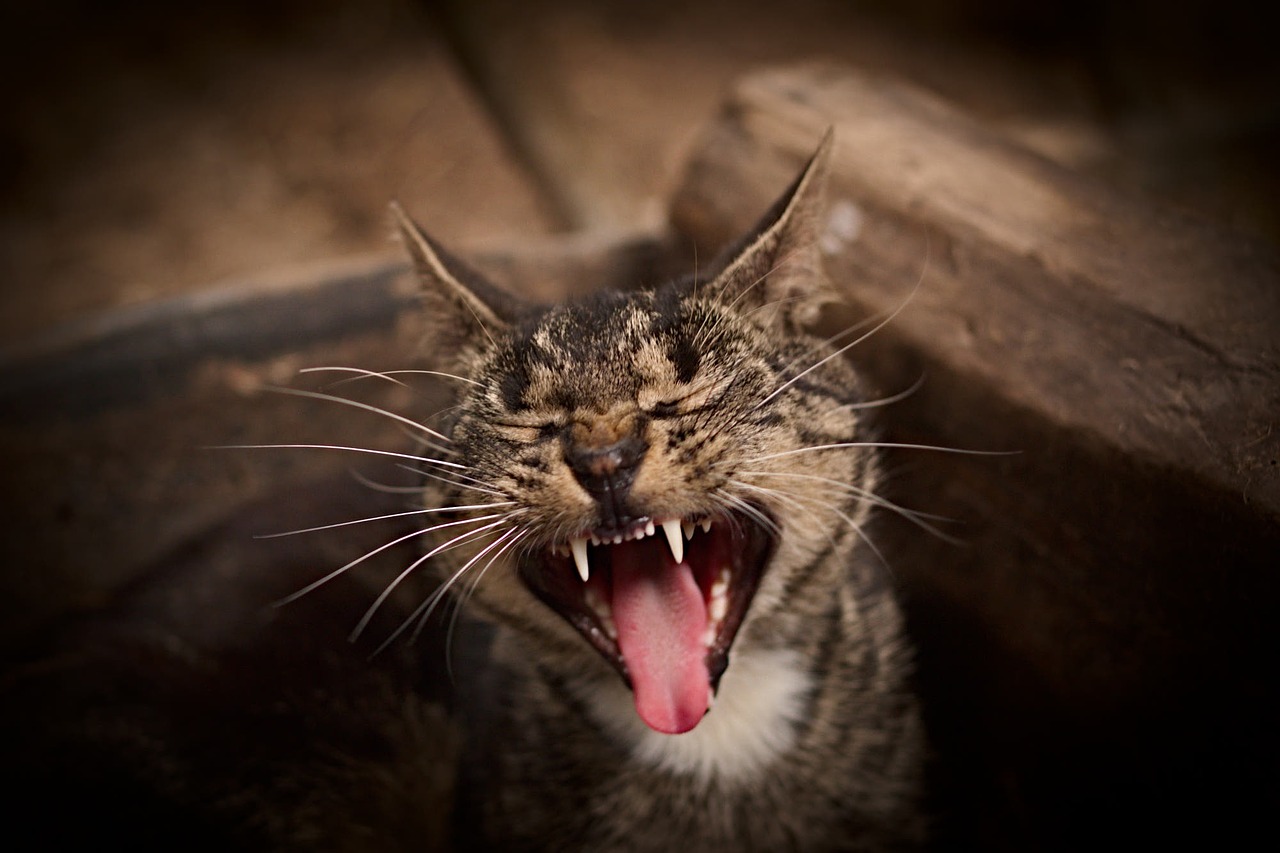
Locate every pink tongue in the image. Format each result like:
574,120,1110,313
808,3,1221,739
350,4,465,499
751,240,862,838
610,540,710,734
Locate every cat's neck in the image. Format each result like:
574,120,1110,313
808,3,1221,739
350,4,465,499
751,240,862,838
580,647,815,786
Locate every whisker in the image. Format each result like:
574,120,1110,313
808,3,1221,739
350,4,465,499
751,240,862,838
740,251,927,419
738,470,951,522
402,463,509,499
729,442,1018,466
350,517,516,642
213,443,470,470
739,470,962,545
254,501,514,539
734,480,893,573
274,512,508,607
730,481,837,549
724,239,815,315
299,366,409,389
713,490,783,540
347,467,431,494
836,374,926,413
702,244,931,446
262,386,452,444
440,529,531,677
372,526,521,656
687,240,815,352
300,366,483,388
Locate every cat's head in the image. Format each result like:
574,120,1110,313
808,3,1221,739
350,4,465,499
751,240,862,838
393,132,878,735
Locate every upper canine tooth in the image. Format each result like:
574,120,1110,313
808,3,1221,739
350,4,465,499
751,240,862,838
571,537,590,583
661,519,684,564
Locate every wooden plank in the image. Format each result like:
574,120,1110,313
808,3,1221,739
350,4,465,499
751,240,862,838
0,229,677,643
672,63,1280,516
670,63,1280,848
0,231,676,421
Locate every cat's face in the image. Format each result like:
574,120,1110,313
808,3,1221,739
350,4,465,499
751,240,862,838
397,133,876,735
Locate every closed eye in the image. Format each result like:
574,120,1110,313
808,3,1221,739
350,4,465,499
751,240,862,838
642,380,725,419
492,418,563,442
649,400,682,418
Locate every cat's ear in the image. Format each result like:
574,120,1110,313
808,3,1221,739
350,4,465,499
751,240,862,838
390,201,524,353
703,129,836,331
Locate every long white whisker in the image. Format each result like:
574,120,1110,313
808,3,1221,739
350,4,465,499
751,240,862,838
372,526,520,655
347,467,431,494
274,512,507,607
299,366,409,389
713,490,783,539
214,443,470,470
739,470,961,544
300,366,483,388
738,470,952,522
406,464,509,498
254,502,514,539
836,374,926,412
734,480,893,572
350,517,514,642
730,481,836,548
440,529,532,677
262,386,452,443
729,442,1017,466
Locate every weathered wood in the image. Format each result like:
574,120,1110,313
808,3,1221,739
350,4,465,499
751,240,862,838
671,64,1280,849
0,230,675,421
0,228,678,644
673,64,1280,516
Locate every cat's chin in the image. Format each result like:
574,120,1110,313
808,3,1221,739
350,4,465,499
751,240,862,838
517,507,776,733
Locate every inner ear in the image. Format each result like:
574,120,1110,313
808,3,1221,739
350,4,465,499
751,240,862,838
390,202,530,365
390,201,527,337
703,129,836,330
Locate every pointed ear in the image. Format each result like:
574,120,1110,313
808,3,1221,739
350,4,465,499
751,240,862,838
390,201,525,357
703,128,836,330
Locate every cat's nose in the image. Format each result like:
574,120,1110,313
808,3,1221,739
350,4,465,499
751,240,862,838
564,418,648,530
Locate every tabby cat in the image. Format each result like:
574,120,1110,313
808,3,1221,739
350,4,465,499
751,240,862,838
396,132,929,850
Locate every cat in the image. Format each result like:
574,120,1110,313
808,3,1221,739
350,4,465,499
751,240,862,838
393,130,930,850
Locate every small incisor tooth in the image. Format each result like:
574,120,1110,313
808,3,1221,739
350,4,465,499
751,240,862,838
661,519,684,564
571,537,590,582
681,520,695,541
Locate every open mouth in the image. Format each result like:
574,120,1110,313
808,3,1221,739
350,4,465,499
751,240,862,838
518,509,776,735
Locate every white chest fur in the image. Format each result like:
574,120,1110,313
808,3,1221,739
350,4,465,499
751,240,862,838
582,649,813,786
